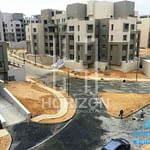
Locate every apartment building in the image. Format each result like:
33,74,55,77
0,42,8,81
0,12,4,41
26,0,140,71
138,15,150,48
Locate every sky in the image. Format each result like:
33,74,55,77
0,0,149,17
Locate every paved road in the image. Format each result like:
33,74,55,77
8,55,150,150
0,95,25,126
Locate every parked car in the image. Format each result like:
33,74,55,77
101,138,130,150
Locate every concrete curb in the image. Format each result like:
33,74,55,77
0,114,6,128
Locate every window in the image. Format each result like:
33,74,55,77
102,45,106,48
122,45,128,50
122,56,126,61
130,34,135,40
131,24,135,30
87,56,92,60
0,61,3,67
102,35,106,39
44,20,47,24
44,28,48,32
111,35,113,41
49,35,53,40
45,43,48,46
69,26,74,31
69,35,74,40
50,43,53,47
33,35,37,39
44,35,48,40
78,36,80,41
87,35,92,41
111,24,114,30
45,50,49,54
88,45,93,51
70,54,74,60
123,23,129,31
33,28,37,32
78,25,80,31
16,24,20,27
130,44,134,49
34,43,37,46
87,24,93,33
123,35,127,41
102,24,106,29
69,45,74,49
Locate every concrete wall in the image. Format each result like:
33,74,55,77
64,60,87,71
67,3,87,20
8,66,25,81
0,81,31,121
26,54,56,65
111,61,137,72
9,41,26,49
114,1,135,18
143,59,150,78
87,1,114,19
95,61,108,72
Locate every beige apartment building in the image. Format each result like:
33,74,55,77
26,0,140,72
138,15,150,48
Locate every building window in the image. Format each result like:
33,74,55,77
34,43,37,46
130,44,134,49
78,25,80,31
69,26,74,31
123,23,129,31
44,20,47,24
131,24,135,30
102,45,106,48
0,61,3,67
69,45,74,49
69,35,74,40
70,54,74,60
87,24,93,33
44,35,48,40
122,56,126,61
49,35,53,40
45,50,49,54
78,36,80,41
16,24,20,27
111,35,113,41
130,34,135,40
50,43,53,47
44,28,48,32
87,35,92,41
33,35,37,39
122,45,128,50
111,24,114,30
33,28,37,32
102,24,106,29
88,45,93,51
123,35,127,41
45,43,48,46
102,35,106,39
87,56,92,60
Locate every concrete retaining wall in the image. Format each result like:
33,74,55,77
111,61,137,72
0,81,31,121
0,114,6,128
95,61,109,72
26,54,56,65
143,59,150,78
64,60,88,71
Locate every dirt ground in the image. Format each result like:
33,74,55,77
60,67,148,80
142,145,150,150
139,48,150,57
6,81,60,117
0,135,11,150
98,92,150,118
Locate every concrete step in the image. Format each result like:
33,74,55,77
0,95,25,126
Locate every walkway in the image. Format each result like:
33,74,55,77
0,95,25,126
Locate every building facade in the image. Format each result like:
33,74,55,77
26,0,140,71
138,15,150,48
0,42,8,81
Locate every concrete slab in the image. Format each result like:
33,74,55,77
0,95,25,126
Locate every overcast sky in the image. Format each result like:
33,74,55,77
0,0,149,16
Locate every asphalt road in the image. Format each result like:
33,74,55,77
8,55,150,150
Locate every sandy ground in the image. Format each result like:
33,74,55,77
141,145,150,150
139,48,150,57
0,129,11,150
60,67,148,81
98,92,150,118
0,135,11,150
6,81,60,117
